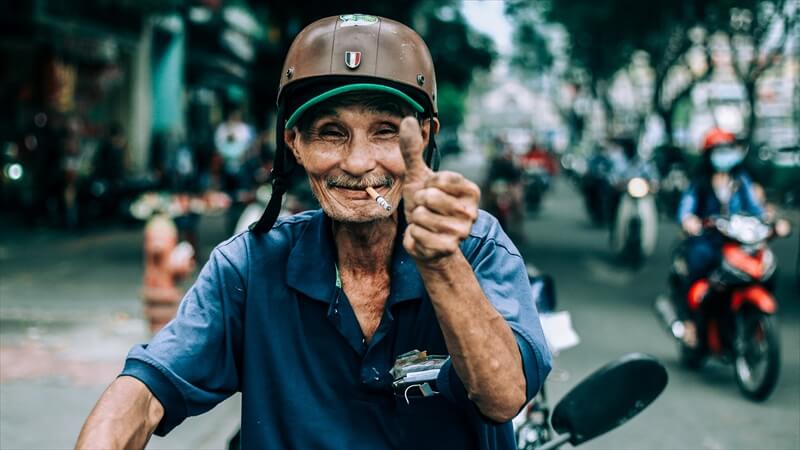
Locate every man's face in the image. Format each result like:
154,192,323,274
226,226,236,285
286,105,430,223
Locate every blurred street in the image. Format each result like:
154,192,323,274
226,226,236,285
0,216,240,450
1,152,798,449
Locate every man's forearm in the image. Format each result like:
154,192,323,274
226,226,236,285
417,253,526,422
75,376,164,450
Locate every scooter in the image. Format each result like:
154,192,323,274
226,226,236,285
233,184,317,235
522,165,551,213
655,214,790,401
514,271,579,449
610,175,658,267
484,179,524,240
534,353,667,450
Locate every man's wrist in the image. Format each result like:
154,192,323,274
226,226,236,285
416,252,459,271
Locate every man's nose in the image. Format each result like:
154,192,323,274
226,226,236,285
340,132,377,176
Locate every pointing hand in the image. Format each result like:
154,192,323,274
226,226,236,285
399,117,480,265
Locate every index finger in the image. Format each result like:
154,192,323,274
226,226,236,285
424,171,480,200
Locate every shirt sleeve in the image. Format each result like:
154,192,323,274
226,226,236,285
677,184,698,223
738,175,765,218
437,213,552,413
120,247,245,436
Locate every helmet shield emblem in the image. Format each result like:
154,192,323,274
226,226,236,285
344,51,362,69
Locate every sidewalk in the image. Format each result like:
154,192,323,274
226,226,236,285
0,215,240,450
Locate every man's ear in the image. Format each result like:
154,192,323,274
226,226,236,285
284,128,302,166
430,117,440,135
421,117,440,147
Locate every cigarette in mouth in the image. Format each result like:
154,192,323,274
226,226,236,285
365,186,392,212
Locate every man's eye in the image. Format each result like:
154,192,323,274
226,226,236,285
320,128,345,138
376,127,398,136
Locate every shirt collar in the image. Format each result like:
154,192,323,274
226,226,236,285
286,207,425,304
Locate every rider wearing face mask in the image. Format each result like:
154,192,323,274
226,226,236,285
675,128,765,345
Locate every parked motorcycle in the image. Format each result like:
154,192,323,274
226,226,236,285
610,175,658,266
514,271,579,449
525,353,667,450
655,214,791,401
0,141,29,208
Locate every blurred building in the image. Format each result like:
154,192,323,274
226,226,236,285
0,0,271,212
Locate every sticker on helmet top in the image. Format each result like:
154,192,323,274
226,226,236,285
339,14,379,26
344,51,362,69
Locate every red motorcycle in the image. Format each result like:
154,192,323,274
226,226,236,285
656,214,791,401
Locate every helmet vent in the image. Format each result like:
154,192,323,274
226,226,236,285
416,74,425,86
286,67,294,79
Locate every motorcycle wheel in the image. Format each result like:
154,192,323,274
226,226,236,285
526,192,542,212
734,309,780,401
624,218,643,267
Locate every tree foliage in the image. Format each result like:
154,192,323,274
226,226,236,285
510,0,796,142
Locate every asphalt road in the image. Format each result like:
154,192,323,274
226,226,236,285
509,180,800,450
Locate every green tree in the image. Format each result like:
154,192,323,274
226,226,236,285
510,0,796,144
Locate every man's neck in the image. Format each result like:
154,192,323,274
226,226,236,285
332,216,397,275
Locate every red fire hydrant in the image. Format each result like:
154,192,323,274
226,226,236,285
141,214,195,333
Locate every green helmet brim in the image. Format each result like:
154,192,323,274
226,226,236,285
284,83,424,129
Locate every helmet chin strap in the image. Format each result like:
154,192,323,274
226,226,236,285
424,110,440,171
251,108,439,234
251,105,294,233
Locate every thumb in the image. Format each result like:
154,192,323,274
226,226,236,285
399,117,431,185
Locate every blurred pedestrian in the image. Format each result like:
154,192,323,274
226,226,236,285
60,116,84,228
87,122,127,220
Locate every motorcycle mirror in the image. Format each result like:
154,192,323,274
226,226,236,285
549,353,668,447
529,274,557,313
774,219,792,238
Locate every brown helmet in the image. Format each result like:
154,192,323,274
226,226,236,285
251,14,439,234
279,14,437,128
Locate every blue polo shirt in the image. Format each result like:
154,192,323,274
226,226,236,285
121,209,551,450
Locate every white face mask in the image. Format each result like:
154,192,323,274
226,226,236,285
710,146,745,172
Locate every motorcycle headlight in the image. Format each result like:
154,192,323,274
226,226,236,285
627,177,649,198
3,163,23,181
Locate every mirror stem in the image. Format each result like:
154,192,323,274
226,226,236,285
538,433,572,450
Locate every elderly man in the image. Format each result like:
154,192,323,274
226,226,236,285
76,14,550,450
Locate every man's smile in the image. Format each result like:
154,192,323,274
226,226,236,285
330,185,389,201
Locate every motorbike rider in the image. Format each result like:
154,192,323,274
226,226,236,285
598,137,657,227
76,14,551,450
484,141,524,232
674,128,765,346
